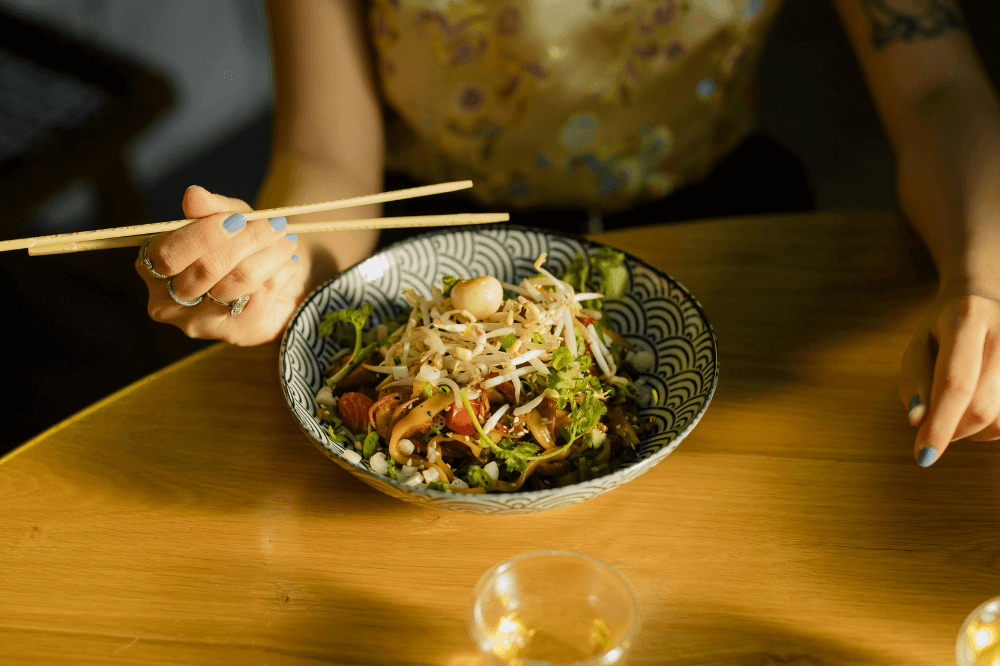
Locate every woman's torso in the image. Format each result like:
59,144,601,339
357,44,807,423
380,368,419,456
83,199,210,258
370,0,781,211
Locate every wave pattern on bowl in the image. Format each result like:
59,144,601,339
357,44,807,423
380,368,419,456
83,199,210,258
280,227,718,514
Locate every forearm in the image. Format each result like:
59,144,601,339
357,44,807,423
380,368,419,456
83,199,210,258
831,1,987,148
256,150,382,292
895,84,1000,295
832,0,1000,293
261,0,385,292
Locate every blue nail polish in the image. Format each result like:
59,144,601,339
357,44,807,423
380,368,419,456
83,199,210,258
908,395,920,411
291,254,299,263
917,446,937,467
222,213,247,233
285,233,298,242
268,216,287,232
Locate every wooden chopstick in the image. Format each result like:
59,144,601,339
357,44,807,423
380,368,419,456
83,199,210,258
2,180,474,253
26,213,509,256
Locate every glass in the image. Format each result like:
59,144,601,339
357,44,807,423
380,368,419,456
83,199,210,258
468,551,640,666
957,596,1000,666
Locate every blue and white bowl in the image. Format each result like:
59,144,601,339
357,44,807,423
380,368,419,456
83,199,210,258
279,227,718,514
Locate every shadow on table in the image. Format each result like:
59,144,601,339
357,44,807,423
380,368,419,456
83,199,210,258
601,212,938,391
179,579,887,665
636,604,887,665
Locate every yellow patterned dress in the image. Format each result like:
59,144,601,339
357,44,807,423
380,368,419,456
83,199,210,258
369,0,780,212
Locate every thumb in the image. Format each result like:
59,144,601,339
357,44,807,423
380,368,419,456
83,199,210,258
181,185,253,219
899,329,935,428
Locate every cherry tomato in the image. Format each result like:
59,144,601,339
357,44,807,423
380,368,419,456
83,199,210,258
339,392,374,434
446,394,486,436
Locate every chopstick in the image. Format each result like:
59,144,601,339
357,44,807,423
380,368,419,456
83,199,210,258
27,213,509,256
1,180,476,254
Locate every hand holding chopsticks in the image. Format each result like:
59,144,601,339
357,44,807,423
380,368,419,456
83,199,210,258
0,180,509,256
29,180,505,346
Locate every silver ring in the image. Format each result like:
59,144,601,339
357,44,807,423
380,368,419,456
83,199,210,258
167,278,203,306
207,291,250,317
140,235,170,280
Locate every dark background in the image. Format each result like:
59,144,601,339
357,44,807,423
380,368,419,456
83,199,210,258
0,0,996,454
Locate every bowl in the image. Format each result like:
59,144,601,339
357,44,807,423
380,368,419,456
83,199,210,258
279,226,718,514
957,595,1000,666
468,550,640,664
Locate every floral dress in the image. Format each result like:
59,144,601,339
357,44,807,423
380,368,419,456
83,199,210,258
369,0,780,211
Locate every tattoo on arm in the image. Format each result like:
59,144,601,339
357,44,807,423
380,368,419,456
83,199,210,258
860,0,962,49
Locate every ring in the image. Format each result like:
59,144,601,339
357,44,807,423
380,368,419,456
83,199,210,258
167,278,203,306
140,235,170,280
207,291,250,317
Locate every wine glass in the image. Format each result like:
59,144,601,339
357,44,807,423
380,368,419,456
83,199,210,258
468,551,640,666
957,596,1000,666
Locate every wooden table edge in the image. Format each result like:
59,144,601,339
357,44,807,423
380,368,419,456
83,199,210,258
0,341,229,467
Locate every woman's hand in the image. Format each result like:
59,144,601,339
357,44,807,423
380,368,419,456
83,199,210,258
900,292,1000,467
135,186,303,346
894,88,1000,466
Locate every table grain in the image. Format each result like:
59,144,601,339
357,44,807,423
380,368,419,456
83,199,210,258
2,212,998,665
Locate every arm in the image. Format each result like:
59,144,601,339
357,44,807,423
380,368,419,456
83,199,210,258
260,0,384,291
137,0,383,346
832,0,1000,287
831,0,1000,464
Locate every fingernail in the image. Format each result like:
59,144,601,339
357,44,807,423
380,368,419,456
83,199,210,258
185,184,199,191
917,446,937,467
907,402,926,426
285,233,298,242
268,216,287,232
291,254,299,263
222,213,246,233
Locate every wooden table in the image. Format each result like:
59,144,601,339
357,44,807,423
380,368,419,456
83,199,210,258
2,212,998,665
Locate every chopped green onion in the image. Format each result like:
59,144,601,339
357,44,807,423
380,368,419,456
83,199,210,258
441,275,459,297
362,432,380,458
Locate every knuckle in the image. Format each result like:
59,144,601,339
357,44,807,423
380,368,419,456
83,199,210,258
147,299,168,322
181,322,211,340
153,243,185,277
188,255,227,285
938,373,975,396
968,392,1000,423
955,297,977,318
227,262,260,288
963,402,993,429
949,296,987,324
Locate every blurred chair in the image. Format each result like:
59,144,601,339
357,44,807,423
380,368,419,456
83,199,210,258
0,8,172,236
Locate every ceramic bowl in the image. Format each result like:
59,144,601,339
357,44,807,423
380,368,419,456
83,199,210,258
279,226,718,514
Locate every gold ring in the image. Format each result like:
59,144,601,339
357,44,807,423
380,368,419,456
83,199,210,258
206,291,250,317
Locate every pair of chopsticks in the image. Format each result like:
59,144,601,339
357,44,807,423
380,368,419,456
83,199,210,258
0,180,508,256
